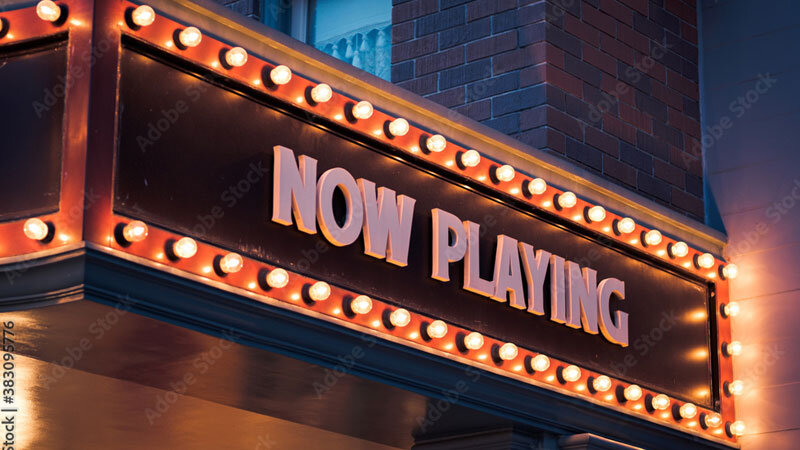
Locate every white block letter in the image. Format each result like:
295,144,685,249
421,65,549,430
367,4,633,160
272,145,317,233
316,168,364,246
358,179,416,266
431,209,466,281
565,261,599,334
549,255,566,323
519,243,551,315
463,221,495,297
492,235,525,308
598,278,629,347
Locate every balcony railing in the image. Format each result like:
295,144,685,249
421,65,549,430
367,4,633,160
313,22,391,81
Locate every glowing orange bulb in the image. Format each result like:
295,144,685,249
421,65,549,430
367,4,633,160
592,375,612,392
644,229,662,246
309,281,331,301
219,252,243,274
724,302,740,317
270,65,292,85
36,0,61,22
427,320,447,339
729,420,745,436
266,268,289,288
390,308,411,327
172,237,198,259
557,191,577,209
498,342,518,360
722,263,738,279
496,165,515,182
23,218,49,241
528,177,547,195
310,83,333,103
531,354,550,372
562,365,581,382
352,101,373,120
122,220,148,243
670,241,689,258
461,150,481,168
178,27,202,47
426,134,446,152
388,118,409,137
624,384,642,401
131,5,155,27
696,252,715,269
225,47,248,67
679,403,697,419
725,340,743,356
587,205,606,222
704,412,722,428
651,394,670,410
463,331,484,350
350,295,373,314
616,217,636,234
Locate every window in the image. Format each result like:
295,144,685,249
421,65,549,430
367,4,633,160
260,0,391,81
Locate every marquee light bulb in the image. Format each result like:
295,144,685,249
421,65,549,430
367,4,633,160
704,412,722,428
652,394,670,410
697,252,715,269
729,420,746,436
122,220,148,243
427,320,448,339
557,191,577,209
269,65,292,85
463,332,484,350
351,295,373,315
670,241,689,258
388,118,409,137
624,384,643,401
131,5,155,27
531,354,550,372
679,403,697,419
36,0,61,22
725,340,743,356
225,47,248,67
496,165,515,182
498,343,518,361
310,83,332,103
178,26,202,48
587,205,606,222
562,365,581,382
592,375,612,392
352,101,373,120
528,178,547,195
426,134,446,153
173,237,198,259
309,281,331,301
461,150,481,168
727,380,744,396
23,218,49,241
616,217,636,234
724,302,741,317
219,252,243,274
389,308,411,327
722,264,738,279
644,229,662,246
266,268,289,288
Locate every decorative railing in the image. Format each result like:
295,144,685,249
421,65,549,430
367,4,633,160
314,22,391,81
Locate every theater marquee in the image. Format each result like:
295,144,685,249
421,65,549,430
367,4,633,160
0,0,739,445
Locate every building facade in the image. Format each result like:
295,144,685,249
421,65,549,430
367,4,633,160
0,0,796,448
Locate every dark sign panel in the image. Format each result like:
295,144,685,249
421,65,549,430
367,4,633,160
0,39,66,220
115,45,714,406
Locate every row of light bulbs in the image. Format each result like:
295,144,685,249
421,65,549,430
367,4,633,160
19,2,745,438
31,215,741,437
123,4,740,279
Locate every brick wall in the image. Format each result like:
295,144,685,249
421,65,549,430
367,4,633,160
212,0,259,19
391,0,704,221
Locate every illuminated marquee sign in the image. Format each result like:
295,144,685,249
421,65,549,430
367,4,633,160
0,1,739,443
272,146,629,346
